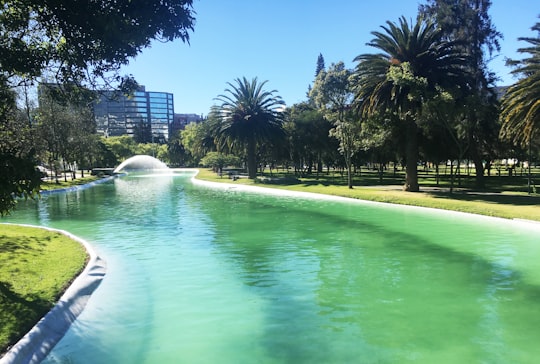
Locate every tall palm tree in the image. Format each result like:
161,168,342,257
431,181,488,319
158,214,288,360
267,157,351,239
215,77,285,179
500,19,540,148
353,16,468,191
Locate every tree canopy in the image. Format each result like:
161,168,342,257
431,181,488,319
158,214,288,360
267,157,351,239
215,77,285,179
500,19,540,148
0,0,195,87
353,16,469,191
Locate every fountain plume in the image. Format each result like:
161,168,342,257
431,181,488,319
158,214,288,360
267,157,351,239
113,155,169,174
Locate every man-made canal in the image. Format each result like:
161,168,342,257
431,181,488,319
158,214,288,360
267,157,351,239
4,171,540,363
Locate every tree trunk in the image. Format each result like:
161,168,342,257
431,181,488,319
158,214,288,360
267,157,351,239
347,159,353,189
247,138,257,179
470,149,485,189
450,160,454,194
404,119,419,192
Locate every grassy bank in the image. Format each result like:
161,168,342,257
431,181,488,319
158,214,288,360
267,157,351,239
196,168,540,222
40,175,100,191
1,171,96,355
0,225,87,355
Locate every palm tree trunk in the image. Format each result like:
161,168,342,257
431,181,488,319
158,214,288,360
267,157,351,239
404,119,419,192
247,138,257,179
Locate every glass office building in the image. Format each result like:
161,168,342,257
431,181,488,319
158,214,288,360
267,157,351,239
93,86,174,141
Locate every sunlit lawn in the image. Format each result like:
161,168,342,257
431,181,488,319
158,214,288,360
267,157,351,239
196,166,540,222
40,175,100,191
0,225,87,355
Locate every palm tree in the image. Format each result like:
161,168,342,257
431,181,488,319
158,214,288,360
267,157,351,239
352,16,468,191
500,19,540,148
500,19,540,195
215,77,285,179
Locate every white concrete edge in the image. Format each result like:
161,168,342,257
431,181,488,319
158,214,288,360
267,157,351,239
190,169,540,231
0,224,106,364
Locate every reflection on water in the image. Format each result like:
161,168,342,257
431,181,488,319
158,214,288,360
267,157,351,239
3,172,540,363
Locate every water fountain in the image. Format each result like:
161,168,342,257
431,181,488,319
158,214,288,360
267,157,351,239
113,155,169,174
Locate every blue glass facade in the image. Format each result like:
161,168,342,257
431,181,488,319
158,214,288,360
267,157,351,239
94,87,174,141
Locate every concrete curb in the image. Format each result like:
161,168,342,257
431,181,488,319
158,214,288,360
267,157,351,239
0,224,106,364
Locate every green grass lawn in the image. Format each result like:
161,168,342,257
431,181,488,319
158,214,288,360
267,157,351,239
40,175,100,191
198,168,540,222
1,175,100,355
0,225,87,355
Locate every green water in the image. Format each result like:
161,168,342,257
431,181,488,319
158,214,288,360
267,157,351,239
2,172,540,363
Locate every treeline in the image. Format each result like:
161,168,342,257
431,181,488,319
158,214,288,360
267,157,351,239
177,3,539,193
2,0,540,216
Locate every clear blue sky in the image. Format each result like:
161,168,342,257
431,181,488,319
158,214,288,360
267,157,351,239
121,0,539,116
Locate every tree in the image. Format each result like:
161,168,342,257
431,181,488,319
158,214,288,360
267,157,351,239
500,18,540,194
0,86,41,215
315,53,326,77
285,102,332,176
180,118,218,166
200,152,241,174
215,77,285,179
420,0,502,188
500,19,540,148
101,135,137,162
353,16,468,191
0,1,195,88
35,86,97,182
310,62,359,188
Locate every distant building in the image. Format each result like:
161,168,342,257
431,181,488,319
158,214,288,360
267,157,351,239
93,86,174,141
169,113,204,138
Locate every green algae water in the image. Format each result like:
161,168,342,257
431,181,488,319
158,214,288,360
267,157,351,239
3,171,540,363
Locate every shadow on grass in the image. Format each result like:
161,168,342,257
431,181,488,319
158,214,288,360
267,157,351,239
426,190,540,207
0,234,55,353
0,280,53,354
254,171,540,208
0,235,48,255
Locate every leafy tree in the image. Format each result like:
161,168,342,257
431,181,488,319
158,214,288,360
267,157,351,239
311,62,359,188
353,16,468,191
180,120,216,166
0,86,41,215
101,135,137,162
93,139,118,168
0,0,195,88
35,86,97,182
285,102,332,176
420,0,502,188
200,152,241,173
215,77,285,179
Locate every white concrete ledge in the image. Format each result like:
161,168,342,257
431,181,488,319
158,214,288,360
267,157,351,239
0,224,106,364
